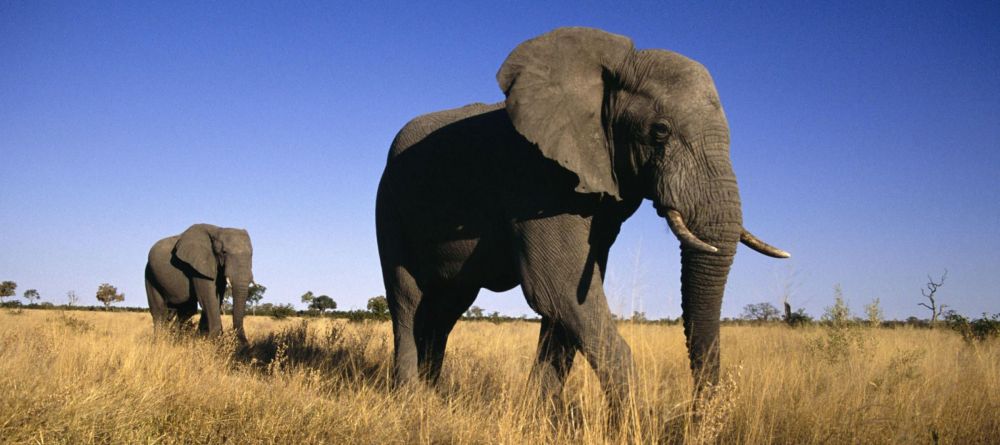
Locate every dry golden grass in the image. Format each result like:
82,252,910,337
1,309,997,444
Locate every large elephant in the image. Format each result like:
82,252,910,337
376,28,788,410
145,224,254,342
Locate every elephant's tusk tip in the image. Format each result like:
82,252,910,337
740,230,791,259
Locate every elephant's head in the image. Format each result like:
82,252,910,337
498,27,788,390
175,223,254,341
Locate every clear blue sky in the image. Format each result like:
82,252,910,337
2,1,998,320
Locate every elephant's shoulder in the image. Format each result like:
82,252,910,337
388,102,505,160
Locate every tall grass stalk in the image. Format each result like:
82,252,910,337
1,310,996,444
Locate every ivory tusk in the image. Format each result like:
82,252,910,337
740,230,791,258
665,210,719,254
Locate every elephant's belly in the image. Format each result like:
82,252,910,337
157,279,192,306
415,237,518,291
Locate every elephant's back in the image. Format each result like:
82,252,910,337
147,236,181,283
146,236,192,302
388,101,506,160
148,236,179,263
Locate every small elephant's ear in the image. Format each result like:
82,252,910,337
497,27,634,200
174,224,219,279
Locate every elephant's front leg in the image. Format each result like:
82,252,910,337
515,213,635,421
531,317,576,412
192,277,223,337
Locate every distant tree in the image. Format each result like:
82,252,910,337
918,270,948,328
864,297,884,327
465,305,484,318
631,311,647,323
367,295,389,318
22,289,40,305
66,290,79,307
247,283,266,315
301,291,315,308
95,283,125,310
309,295,336,315
741,302,781,322
0,281,16,304
487,311,502,323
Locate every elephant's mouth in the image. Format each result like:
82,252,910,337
657,206,790,258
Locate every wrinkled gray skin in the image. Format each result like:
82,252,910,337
376,28,787,412
145,224,254,342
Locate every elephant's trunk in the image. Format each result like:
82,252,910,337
680,245,736,393
230,279,249,343
672,134,742,394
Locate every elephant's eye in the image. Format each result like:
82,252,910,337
651,122,672,141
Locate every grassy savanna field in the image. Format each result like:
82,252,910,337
1,309,997,444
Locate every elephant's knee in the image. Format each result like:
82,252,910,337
521,282,561,319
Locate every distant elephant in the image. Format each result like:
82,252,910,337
376,27,789,410
145,224,254,342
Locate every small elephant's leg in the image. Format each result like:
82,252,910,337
530,317,577,408
193,278,223,337
415,287,479,384
385,264,423,388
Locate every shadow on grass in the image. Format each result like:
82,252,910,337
232,321,391,388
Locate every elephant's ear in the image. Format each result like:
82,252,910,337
174,224,219,279
497,27,634,200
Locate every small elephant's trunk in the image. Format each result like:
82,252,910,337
230,280,249,343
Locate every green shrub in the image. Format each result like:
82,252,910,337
945,312,1000,343
269,304,296,320
785,309,813,327
808,285,867,363
54,312,94,332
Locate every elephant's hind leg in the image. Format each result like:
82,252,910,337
414,286,479,384
385,264,423,388
145,266,170,338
